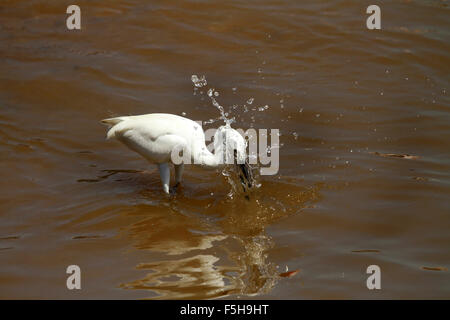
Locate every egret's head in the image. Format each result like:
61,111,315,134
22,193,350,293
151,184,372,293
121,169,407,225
214,125,254,190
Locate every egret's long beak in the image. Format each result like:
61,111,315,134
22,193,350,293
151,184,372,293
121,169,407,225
233,150,254,195
238,161,254,189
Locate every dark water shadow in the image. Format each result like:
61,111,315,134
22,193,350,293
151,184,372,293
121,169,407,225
118,176,321,299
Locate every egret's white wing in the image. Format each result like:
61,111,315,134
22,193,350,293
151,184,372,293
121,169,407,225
103,113,201,140
103,114,204,164
118,128,188,164
102,113,208,164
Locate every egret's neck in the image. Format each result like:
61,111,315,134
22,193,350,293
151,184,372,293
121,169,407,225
193,137,225,169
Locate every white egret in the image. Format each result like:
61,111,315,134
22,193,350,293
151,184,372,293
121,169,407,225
101,113,254,194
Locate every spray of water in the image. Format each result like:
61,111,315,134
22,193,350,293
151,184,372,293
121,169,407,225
191,75,260,198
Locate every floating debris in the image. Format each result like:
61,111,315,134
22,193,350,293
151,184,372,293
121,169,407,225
279,269,299,278
72,235,103,240
0,235,20,240
421,266,447,272
371,152,419,160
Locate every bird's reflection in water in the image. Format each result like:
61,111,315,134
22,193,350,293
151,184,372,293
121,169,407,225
120,178,320,299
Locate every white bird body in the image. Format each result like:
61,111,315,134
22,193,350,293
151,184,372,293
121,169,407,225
101,113,253,194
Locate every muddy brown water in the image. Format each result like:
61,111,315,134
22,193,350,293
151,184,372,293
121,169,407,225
0,0,449,299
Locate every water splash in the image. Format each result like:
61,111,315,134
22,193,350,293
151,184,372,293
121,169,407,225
191,75,235,126
191,75,261,197
191,74,207,87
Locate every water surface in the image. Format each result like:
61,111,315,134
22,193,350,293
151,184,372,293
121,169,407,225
0,0,449,299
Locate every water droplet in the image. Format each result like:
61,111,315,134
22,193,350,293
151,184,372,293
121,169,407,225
191,74,207,87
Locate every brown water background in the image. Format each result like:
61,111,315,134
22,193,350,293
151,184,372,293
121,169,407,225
0,0,449,299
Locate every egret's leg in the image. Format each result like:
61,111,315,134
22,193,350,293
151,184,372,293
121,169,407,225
158,163,170,194
174,164,184,187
